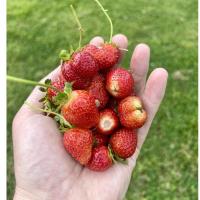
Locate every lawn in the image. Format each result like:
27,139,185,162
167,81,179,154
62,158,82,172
7,0,198,199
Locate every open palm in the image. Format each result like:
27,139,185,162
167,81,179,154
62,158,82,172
12,34,168,200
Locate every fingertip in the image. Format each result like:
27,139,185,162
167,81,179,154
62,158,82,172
150,67,168,82
155,67,168,78
135,43,150,54
143,67,168,107
112,34,128,49
90,36,104,47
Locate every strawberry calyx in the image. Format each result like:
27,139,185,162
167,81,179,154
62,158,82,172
25,101,72,132
59,49,72,61
108,145,128,165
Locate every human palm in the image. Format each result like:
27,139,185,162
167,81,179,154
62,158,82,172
13,34,168,200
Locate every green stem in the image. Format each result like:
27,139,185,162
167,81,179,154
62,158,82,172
7,75,60,93
70,5,83,49
25,101,72,128
94,0,113,43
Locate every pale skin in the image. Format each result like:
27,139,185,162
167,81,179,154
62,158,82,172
12,34,168,200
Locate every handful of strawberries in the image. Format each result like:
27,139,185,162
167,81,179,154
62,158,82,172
41,31,147,171
9,0,148,172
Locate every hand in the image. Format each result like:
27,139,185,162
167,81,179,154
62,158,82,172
12,34,168,200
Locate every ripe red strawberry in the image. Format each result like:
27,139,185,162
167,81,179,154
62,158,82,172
106,67,134,98
95,44,120,70
83,44,99,56
61,90,99,128
63,128,93,165
71,51,99,78
47,76,65,100
87,74,109,109
61,61,91,90
93,131,109,147
118,96,147,128
97,109,119,135
86,146,113,171
109,128,137,159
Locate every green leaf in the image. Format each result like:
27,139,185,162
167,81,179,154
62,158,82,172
39,87,46,92
54,115,60,122
53,92,68,105
64,82,73,95
38,97,46,102
45,79,51,85
59,49,70,61
114,154,128,165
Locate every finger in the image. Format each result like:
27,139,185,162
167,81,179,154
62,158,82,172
130,43,150,96
112,34,128,62
90,36,104,47
18,66,61,117
128,68,168,168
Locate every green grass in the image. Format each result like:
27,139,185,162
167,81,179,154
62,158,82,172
7,0,198,199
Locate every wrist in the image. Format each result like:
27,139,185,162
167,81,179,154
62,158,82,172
13,186,46,200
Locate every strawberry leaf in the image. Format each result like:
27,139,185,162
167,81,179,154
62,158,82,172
53,92,68,106
45,79,51,85
114,154,128,165
64,82,73,95
59,49,70,61
39,87,46,92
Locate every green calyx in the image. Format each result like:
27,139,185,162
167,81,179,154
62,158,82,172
59,49,71,61
52,82,73,106
25,101,72,131
108,145,128,165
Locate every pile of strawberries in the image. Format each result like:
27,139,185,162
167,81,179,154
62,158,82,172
40,41,147,171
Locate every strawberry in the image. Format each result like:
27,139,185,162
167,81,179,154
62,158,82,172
86,146,113,171
97,109,119,135
93,131,109,147
71,51,99,78
106,67,134,99
83,44,99,56
84,43,120,70
47,76,65,100
95,44,120,70
61,90,99,128
118,96,147,128
87,74,109,109
63,128,93,165
109,128,137,159
61,61,91,90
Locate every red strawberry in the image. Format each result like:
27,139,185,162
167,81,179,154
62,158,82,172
109,128,137,159
95,44,120,70
61,61,91,90
118,96,147,128
93,131,109,147
88,74,109,109
63,128,93,165
83,44,99,56
106,67,134,98
61,90,99,128
71,51,99,78
47,76,65,100
97,109,119,135
86,146,113,171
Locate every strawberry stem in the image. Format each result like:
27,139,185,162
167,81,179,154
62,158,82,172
70,5,83,49
94,0,113,43
25,101,72,128
7,75,60,93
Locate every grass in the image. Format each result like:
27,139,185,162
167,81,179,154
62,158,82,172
7,0,198,199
